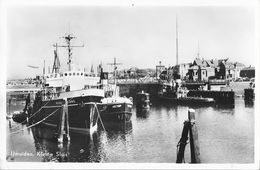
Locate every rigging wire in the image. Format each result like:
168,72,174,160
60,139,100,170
93,103,106,132
9,107,61,135
10,99,51,130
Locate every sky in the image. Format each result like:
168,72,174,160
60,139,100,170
5,2,257,79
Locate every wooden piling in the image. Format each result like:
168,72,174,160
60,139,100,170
188,109,201,163
64,99,70,141
57,107,65,143
57,98,70,143
176,120,190,163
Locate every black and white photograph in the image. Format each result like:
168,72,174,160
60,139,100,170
0,0,259,169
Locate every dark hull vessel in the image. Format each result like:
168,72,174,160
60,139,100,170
158,81,215,106
99,102,132,122
32,94,103,134
28,33,105,136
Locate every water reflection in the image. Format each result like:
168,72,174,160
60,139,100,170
6,96,254,163
136,109,150,119
31,125,104,162
102,121,133,136
244,100,254,108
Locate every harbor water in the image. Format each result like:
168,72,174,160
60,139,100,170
6,82,254,163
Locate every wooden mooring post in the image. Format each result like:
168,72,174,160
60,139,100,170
176,109,201,163
57,98,70,143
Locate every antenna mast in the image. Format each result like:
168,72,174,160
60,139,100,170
197,41,200,59
43,60,46,75
54,33,84,71
176,15,179,66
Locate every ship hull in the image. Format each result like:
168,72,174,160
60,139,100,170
99,102,132,122
32,95,102,135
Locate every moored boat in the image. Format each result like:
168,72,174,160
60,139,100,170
100,93,133,122
98,58,133,122
136,91,150,112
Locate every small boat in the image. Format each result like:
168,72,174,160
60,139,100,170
99,58,133,122
136,91,150,112
100,84,133,122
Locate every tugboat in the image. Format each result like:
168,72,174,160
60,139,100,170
99,58,133,122
31,33,104,134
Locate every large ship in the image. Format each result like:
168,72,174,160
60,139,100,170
31,33,104,134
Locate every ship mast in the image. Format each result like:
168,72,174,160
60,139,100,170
52,43,61,73
197,41,200,59
107,57,122,86
176,15,179,66
54,33,84,71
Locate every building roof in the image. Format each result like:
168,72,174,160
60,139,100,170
241,66,255,70
218,58,229,64
234,62,245,67
192,58,208,67
224,62,235,69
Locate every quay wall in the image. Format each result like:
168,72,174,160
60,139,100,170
118,83,160,101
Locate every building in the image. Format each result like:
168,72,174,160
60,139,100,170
174,63,191,80
217,59,245,80
187,58,215,81
240,66,255,78
234,62,246,79
156,61,165,79
187,65,207,81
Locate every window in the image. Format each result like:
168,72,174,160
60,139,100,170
65,73,67,76
73,73,75,76
77,73,79,76
69,73,71,76
81,73,83,76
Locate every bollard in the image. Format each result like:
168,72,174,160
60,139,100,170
188,109,201,163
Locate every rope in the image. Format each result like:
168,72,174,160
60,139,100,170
9,99,103,135
93,103,106,132
9,107,61,135
11,99,52,130
11,97,75,130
